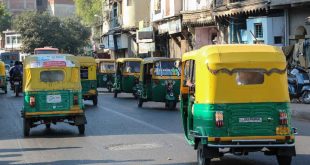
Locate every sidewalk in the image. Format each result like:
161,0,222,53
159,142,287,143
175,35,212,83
291,103,310,121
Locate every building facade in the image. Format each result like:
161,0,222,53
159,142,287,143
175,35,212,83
47,0,75,17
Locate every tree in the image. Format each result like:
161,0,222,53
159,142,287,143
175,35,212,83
0,3,12,34
13,12,91,54
74,0,103,25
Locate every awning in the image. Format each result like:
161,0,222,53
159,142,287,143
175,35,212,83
182,9,215,26
214,3,268,17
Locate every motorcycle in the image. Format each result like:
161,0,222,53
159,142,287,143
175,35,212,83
11,76,22,97
288,66,310,104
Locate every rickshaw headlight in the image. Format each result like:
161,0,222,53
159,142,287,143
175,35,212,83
73,95,79,105
215,111,224,128
279,112,288,125
30,96,35,107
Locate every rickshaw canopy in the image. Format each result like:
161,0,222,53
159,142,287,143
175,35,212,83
95,59,115,64
75,56,96,67
23,54,81,91
116,58,142,63
182,44,289,104
0,61,5,76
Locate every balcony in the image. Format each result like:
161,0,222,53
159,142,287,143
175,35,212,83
214,0,267,8
110,17,120,29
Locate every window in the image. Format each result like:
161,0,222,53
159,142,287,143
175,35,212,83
127,0,132,6
123,61,141,73
154,61,180,76
17,36,21,44
37,0,42,6
183,60,195,87
40,70,64,82
100,62,115,72
154,0,161,14
6,37,10,44
12,36,17,44
254,23,263,38
274,36,283,44
236,71,264,85
80,67,89,79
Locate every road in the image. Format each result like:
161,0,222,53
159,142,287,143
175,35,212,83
0,90,309,165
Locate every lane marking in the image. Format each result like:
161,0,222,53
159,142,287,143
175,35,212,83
98,104,184,141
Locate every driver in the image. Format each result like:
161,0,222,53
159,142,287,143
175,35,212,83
9,61,23,89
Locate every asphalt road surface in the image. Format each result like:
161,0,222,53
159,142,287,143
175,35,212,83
0,89,309,165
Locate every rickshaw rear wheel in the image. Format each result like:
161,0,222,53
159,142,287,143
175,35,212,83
138,98,143,108
78,124,85,135
108,86,112,93
93,96,98,106
114,92,118,98
197,143,211,165
167,101,176,110
45,123,51,129
15,86,19,97
276,155,292,165
23,118,30,137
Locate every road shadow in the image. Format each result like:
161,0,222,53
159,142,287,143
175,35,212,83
27,128,84,138
0,147,81,153
0,159,153,165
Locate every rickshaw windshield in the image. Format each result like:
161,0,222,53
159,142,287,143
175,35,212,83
40,70,64,82
154,61,180,76
124,61,140,73
100,62,115,72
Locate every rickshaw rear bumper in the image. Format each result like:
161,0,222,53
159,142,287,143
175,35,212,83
22,109,85,118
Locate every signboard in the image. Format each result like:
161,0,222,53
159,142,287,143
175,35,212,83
30,55,75,68
158,18,181,34
139,42,155,54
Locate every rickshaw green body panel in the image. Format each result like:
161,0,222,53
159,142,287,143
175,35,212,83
23,90,83,116
97,73,115,88
181,101,294,145
140,79,180,102
0,75,7,92
81,80,97,96
115,75,138,93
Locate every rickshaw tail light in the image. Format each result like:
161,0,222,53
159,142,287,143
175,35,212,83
74,95,79,105
279,112,288,125
30,96,35,107
215,111,224,128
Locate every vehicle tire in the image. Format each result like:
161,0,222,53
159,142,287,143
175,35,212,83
138,98,143,108
114,92,118,98
78,124,85,135
4,89,7,94
276,155,292,165
93,96,98,106
15,85,19,97
23,118,30,137
302,91,310,104
45,123,51,129
167,101,176,110
197,143,211,165
108,86,112,93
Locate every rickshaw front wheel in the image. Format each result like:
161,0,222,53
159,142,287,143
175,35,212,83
166,101,176,110
78,124,85,135
138,98,143,108
276,155,292,165
197,143,211,165
45,123,51,129
23,118,30,137
114,92,118,98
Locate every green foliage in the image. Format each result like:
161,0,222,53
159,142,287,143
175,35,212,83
0,3,12,34
13,12,91,54
74,0,103,25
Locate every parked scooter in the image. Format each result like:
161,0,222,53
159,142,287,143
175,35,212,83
288,66,310,104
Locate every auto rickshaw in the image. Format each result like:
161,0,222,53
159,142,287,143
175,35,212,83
96,59,115,92
114,58,142,98
76,56,98,106
180,45,296,165
0,61,7,94
136,57,181,110
22,54,86,136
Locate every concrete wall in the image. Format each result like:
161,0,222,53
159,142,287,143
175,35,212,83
3,0,36,14
183,0,211,11
289,7,310,40
48,0,75,17
194,27,219,49
122,0,150,28
150,0,182,22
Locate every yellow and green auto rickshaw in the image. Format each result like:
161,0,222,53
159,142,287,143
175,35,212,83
136,57,181,110
180,45,296,165
114,58,142,98
22,54,86,136
96,59,115,92
0,61,7,94
76,56,98,106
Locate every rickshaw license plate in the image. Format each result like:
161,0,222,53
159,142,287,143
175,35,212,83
47,95,62,103
239,117,262,123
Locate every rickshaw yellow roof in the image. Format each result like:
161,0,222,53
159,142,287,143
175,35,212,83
116,58,142,63
182,44,286,64
24,54,80,68
142,57,180,64
0,61,5,75
75,56,96,66
95,59,115,63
